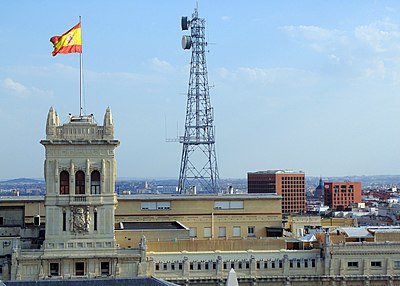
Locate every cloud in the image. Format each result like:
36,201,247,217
1,77,53,98
150,57,174,73
221,16,231,21
354,21,400,53
281,25,347,53
218,67,318,87
2,78,27,93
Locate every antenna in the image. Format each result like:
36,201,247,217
177,7,220,194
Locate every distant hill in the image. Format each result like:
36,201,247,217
0,178,44,185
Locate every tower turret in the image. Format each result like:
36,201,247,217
46,106,60,139
103,107,114,139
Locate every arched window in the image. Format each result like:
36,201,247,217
75,171,85,194
60,171,69,195
91,170,101,194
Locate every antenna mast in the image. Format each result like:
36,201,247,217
178,8,220,194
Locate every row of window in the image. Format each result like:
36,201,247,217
347,261,392,268
47,241,113,249
59,170,101,195
189,226,255,238
155,259,316,272
140,201,245,211
49,261,110,277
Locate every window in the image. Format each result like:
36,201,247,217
75,262,85,276
218,227,226,237
141,201,171,210
0,217,3,225
371,261,382,267
50,263,59,276
94,210,98,231
348,261,358,268
75,171,85,194
91,171,101,194
214,201,244,209
247,226,255,237
189,227,197,238
233,226,241,237
62,212,66,231
204,227,212,238
60,171,69,194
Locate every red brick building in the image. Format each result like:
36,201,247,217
323,182,362,209
247,170,306,213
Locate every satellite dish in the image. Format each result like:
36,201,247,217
181,16,190,30
182,35,192,50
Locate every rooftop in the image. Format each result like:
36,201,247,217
4,277,177,286
248,170,304,175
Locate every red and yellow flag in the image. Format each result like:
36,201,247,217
50,23,82,56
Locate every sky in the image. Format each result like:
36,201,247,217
1,1,400,180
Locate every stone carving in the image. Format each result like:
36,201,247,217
71,206,90,233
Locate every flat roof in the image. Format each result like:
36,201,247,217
5,277,177,286
248,170,304,175
118,193,281,201
0,193,282,203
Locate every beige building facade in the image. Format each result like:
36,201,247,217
3,108,400,285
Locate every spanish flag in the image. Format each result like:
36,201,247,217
50,23,82,56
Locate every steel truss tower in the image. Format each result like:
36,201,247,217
178,8,219,194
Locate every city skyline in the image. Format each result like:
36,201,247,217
1,1,400,180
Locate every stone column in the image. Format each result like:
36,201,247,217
250,255,256,276
283,255,289,275
86,159,90,194
183,257,189,278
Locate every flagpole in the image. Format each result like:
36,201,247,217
79,16,83,117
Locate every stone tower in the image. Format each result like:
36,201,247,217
40,107,120,278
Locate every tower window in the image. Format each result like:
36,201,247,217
94,210,98,231
75,262,85,276
91,170,101,194
50,262,60,276
75,171,85,194
62,212,67,231
101,261,110,275
60,171,69,195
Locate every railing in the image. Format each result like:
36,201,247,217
74,196,87,202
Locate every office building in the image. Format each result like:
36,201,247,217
248,170,306,213
323,182,362,209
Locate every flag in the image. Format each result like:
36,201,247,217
50,23,82,56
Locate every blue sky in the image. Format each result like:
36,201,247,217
1,1,400,179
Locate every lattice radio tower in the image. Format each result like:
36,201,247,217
178,8,219,194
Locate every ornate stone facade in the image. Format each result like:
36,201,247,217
9,108,144,280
